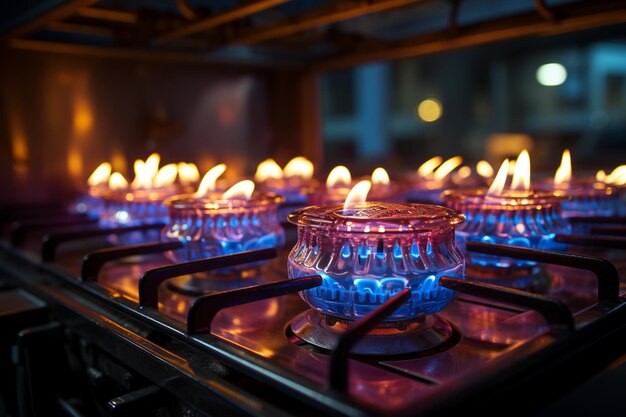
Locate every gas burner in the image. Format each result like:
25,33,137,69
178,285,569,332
254,157,318,205
442,188,570,279
537,179,623,219
309,167,405,204
162,192,285,275
287,201,465,354
101,188,173,245
406,156,464,204
287,310,459,357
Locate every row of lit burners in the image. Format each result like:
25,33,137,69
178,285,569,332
70,149,625,350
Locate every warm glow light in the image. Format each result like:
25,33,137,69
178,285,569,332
87,162,112,186
507,160,517,176
195,164,227,197
73,106,93,134
145,153,161,177
536,63,567,87
67,148,83,179
417,156,443,177
11,131,29,162
222,180,255,200
326,166,352,187
433,156,463,181
554,149,572,187
511,150,531,192
343,180,371,210
109,172,128,190
487,159,510,196
255,159,283,182
283,156,314,179
178,162,200,185
371,167,390,185
154,163,178,188
457,166,472,179
476,160,494,178
417,98,443,122
131,159,151,189
596,170,606,182
606,165,626,185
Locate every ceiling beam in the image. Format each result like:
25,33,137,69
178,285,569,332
74,7,137,24
155,0,290,43
45,21,113,37
0,0,99,42
8,38,299,70
225,0,421,46
313,0,626,71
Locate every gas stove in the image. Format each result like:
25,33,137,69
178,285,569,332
1,200,626,417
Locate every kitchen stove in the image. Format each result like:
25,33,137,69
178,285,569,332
286,201,465,356
1,197,626,417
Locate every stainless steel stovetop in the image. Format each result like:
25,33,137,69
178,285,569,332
1,217,626,417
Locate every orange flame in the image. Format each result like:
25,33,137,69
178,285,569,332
371,167,390,185
145,153,160,176
283,157,314,179
476,160,494,178
109,172,128,190
507,159,517,175
596,170,606,182
487,159,509,196
178,162,200,185
326,166,352,187
456,166,472,179
511,150,530,192
87,162,112,186
554,149,571,187
417,156,442,177
195,164,227,197
606,165,626,185
255,159,283,182
222,180,255,200
433,156,463,181
154,163,178,188
343,180,371,210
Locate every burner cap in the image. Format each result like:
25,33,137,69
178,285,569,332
288,310,459,357
288,202,465,233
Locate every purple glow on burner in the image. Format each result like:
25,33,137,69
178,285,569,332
287,202,465,322
442,189,570,270
100,188,172,245
162,192,285,272
254,157,317,205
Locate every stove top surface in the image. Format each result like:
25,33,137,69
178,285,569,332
2,216,626,417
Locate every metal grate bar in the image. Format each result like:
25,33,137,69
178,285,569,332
555,234,626,250
439,277,575,332
41,222,166,262
11,216,98,246
81,241,183,282
590,226,626,236
467,242,620,304
329,288,411,392
138,248,277,308
187,275,321,334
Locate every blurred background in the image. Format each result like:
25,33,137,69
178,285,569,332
1,0,626,201
321,24,626,174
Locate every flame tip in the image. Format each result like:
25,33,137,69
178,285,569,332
327,165,352,187
222,179,255,200
343,180,371,210
371,167,390,185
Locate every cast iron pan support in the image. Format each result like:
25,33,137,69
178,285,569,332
187,275,322,334
138,248,278,309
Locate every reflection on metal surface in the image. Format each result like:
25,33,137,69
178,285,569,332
289,309,458,357
30,232,612,416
